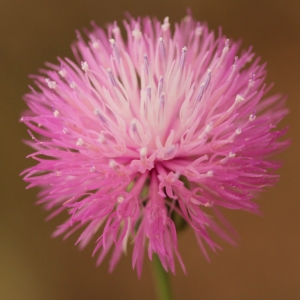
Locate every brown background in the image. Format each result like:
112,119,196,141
1,0,299,299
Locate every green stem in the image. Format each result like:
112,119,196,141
152,254,172,300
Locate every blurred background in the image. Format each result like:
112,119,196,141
1,0,299,299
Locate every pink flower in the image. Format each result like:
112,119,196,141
21,12,288,276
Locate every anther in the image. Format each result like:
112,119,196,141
197,123,212,140
206,170,213,177
109,159,116,168
132,28,142,38
53,110,59,117
195,23,202,35
58,69,66,77
229,152,236,158
235,128,242,135
45,78,56,89
76,138,84,146
91,39,99,49
112,22,120,35
140,147,147,158
220,39,229,57
81,61,89,72
117,195,124,203
70,82,77,89
205,123,212,133
98,133,105,143
249,114,256,122
235,94,244,104
161,16,170,31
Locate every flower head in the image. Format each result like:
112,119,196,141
21,12,288,276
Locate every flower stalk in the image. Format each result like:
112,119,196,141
152,254,172,300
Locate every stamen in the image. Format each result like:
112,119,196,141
132,28,142,38
234,56,239,65
194,69,211,105
81,61,89,72
197,123,212,140
146,85,151,103
53,110,59,117
98,133,105,143
158,76,164,95
94,109,108,125
235,128,242,135
109,159,116,169
223,39,229,53
158,92,165,122
107,68,117,87
143,53,149,84
248,73,255,88
229,152,236,158
140,146,147,158
161,16,170,31
45,78,56,89
90,35,99,49
205,123,212,133
249,114,256,122
204,69,211,90
159,37,165,62
180,46,187,69
235,94,245,104
164,144,177,160
144,85,151,116
76,138,84,146
195,23,202,35
117,195,124,203
70,82,77,89
112,21,120,35
130,120,142,144
220,152,236,164
58,69,66,77
195,83,205,105
206,170,213,177
109,38,120,63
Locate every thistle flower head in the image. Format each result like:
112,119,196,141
21,12,288,276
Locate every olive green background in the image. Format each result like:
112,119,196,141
1,0,299,299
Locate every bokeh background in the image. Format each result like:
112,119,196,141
1,0,299,299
